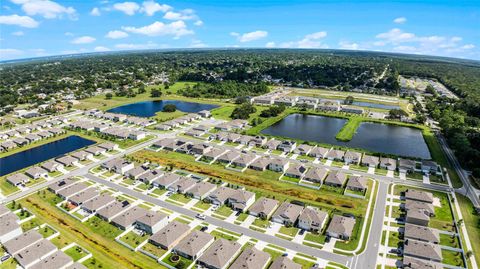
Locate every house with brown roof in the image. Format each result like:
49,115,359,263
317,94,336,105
149,221,191,250
293,144,313,155
297,207,328,232
269,257,301,269
202,147,227,162
197,238,242,269
71,150,93,161
403,239,442,262
249,157,272,171
137,169,163,184
324,171,348,188
217,150,240,164
173,230,215,260
56,155,79,167
404,224,440,244
30,250,74,269
271,202,304,226
48,178,77,193
346,176,368,192
248,136,268,147
125,166,148,180
326,215,356,240
135,211,168,234
85,146,107,156
404,189,434,203
404,200,435,216
41,161,63,173
229,247,271,269
228,189,256,212
402,257,441,269
303,167,327,183
248,197,279,219
191,143,212,155
186,181,217,200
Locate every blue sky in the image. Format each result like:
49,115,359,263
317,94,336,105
1,0,479,60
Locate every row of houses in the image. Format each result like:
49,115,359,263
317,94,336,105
6,142,118,187
69,120,146,141
0,116,68,140
154,112,206,131
251,95,365,114
0,128,66,152
149,219,302,269
83,109,156,127
214,119,249,132
0,205,87,269
400,189,443,267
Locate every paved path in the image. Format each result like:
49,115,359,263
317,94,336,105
84,173,353,267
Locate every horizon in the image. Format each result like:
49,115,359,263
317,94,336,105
1,0,479,61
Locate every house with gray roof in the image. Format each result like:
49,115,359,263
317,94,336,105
25,133,41,143
152,172,181,189
229,247,270,269
303,167,328,183
293,144,313,156
277,140,296,152
326,215,356,240
326,149,345,161
138,169,163,184
96,200,131,222
25,166,48,179
269,257,302,269
48,178,77,193
268,158,289,172
404,224,440,244
186,181,216,200
101,158,134,174
263,139,282,150
14,239,57,269
169,177,197,193
308,146,329,159
173,230,215,260
81,194,115,214
190,143,212,155
405,189,434,204
197,238,242,269
248,136,268,147
404,200,435,216
399,159,417,173
6,173,30,186
361,155,380,168
217,150,240,164
56,155,79,167
249,157,271,171
30,250,73,269
403,239,442,262
403,256,441,269
228,189,256,212
284,163,307,178
271,202,304,226
149,221,191,250
297,207,328,232
111,206,149,230
57,182,89,200
125,166,148,180
324,171,348,188
97,142,118,151
85,146,107,156
3,230,43,255
346,176,368,192
135,211,168,234
68,188,99,206
41,161,63,173
202,147,227,162
421,160,440,175
380,157,397,171
0,212,22,244
231,152,257,168
248,197,279,219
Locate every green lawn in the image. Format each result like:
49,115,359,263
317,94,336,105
64,245,89,261
456,194,480,262
85,216,122,240
263,248,283,261
214,205,234,217
293,257,316,269
141,242,167,258
304,233,327,244
21,218,42,231
279,226,299,237
335,117,363,141
236,212,249,222
162,252,193,268
168,193,191,204
193,200,211,211
120,231,149,248
39,225,57,238
440,233,460,248
51,234,71,249
0,179,19,196
210,230,238,241
442,249,465,267
252,218,270,229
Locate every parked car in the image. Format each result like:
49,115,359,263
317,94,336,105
196,214,206,220
235,211,241,216
299,229,305,235
200,226,208,232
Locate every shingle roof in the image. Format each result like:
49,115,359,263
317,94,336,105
198,239,242,269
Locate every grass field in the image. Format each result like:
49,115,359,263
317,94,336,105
335,117,363,141
456,194,480,263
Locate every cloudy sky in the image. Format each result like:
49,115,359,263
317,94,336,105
1,0,479,61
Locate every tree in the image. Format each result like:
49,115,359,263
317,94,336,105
151,89,162,97
137,84,146,94
230,103,256,119
105,93,113,100
163,104,177,112
235,96,248,104
260,105,285,117
344,95,354,105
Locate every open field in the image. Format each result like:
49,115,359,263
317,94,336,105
456,194,480,263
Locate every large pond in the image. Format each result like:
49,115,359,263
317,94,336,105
0,135,95,176
107,100,219,117
261,113,431,159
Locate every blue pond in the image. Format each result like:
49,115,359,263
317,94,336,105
107,100,219,117
0,135,95,176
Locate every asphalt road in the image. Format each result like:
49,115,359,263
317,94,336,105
84,173,354,267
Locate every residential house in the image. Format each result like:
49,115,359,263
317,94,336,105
269,257,302,269
326,149,345,161
297,207,328,232
268,158,289,173
248,197,279,219
404,224,440,244
217,150,240,164
326,215,356,240
0,212,22,244
48,178,77,193
344,151,362,165
404,189,434,204
29,250,74,269
101,158,134,174
227,189,256,212
403,239,442,262
173,231,215,260
303,167,327,183
271,202,304,226
421,160,440,175
399,159,417,173
293,144,312,155
186,181,216,200
125,166,148,180
277,140,296,152
324,171,348,188
71,150,93,161
97,142,119,151
380,157,397,171
402,257,441,269
190,143,212,155
229,247,270,269
111,206,149,230
2,229,43,255
85,146,107,156
231,152,257,168
346,176,368,192
81,194,115,214
284,163,307,179
57,182,89,200
68,188,99,206
25,166,48,179
96,200,131,222
41,161,64,173
135,211,168,234
249,136,268,147
317,100,341,111
361,155,380,168
202,147,226,162
138,170,163,184
14,239,57,269
6,173,30,186
56,155,79,167
198,110,211,118
341,106,364,114
249,157,271,171
149,221,191,250
263,139,281,151
152,173,181,189
169,177,197,193
197,239,242,269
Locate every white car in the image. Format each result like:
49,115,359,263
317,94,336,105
196,214,206,220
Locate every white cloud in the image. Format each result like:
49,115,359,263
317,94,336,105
64,31,73,36
141,0,171,16
71,36,96,44
122,20,193,38
339,41,360,50
265,42,276,48
232,30,268,43
0,48,23,60
90,7,101,16
0,14,39,28
393,17,406,24
11,0,77,20
105,30,128,39
12,30,24,36
94,46,110,52
461,44,475,49
113,1,139,15
194,20,203,26
190,39,207,48
115,42,158,50
376,28,415,44
280,31,328,48
163,9,197,20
